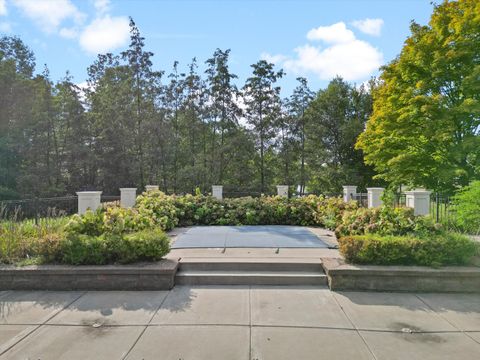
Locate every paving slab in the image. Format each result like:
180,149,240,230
0,325,143,359
173,234,227,248
251,286,352,328
251,326,373,360
468,332,480,344
167,247,340,259
360,330,480,360
171,225,330,249
48,291,168,326
417,293,480,331
125,325,249,360
0,291,82,324
151,285,249,325
333,291,456,332
225,234,276,248
0,325,37,354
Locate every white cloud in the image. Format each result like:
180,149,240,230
12,0,85,33
263,22,383,82
93,0,110,15
79,15,130,55
260,52,288,64
59,27,78,39
0,22,11,32
307,22,355,44
0,0,7,16
352,18,384,36
75,81,93,103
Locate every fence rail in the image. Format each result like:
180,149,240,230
354,193,368,207
430,193,451,223
0,196,77,222
0,194,121,222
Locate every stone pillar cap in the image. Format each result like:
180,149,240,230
366,187,385,190
76,191,102,195
119,188,137,190
405,189,431,195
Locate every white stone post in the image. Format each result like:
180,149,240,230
212,185,223,200
342,186,357,202
76,191,102,215
145,185,159,192
120,188,137,208
405,189,431,216
367,187,384,208
276,185,289,197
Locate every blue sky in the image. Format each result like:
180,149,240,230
0,0,435,94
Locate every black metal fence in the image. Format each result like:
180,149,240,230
0,195,120,222
354,193,368,207
430,193,451,223
222,190,266,198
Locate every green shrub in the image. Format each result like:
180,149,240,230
335,206,438,238
60,233,110,265
134,191,353,229
59,229,170,265
136,190,178,230
110,229,170,264
65,206,155,237
338,233,477,266
449,181,480,234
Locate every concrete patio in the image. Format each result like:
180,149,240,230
0,286,479,359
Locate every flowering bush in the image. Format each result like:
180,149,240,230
134,191,353,229
335,206,438,238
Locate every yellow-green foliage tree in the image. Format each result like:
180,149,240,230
356,0,480,193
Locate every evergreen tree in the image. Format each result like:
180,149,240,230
243,60,284,193
287,77,314,194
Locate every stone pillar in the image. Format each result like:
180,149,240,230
342,186,357,202
405,189,431,216
367,187,384,208
120,188,137,208
276,185,289,197
212,185,223,200
76,191,102,215
145,185,159,192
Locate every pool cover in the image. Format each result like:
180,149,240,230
171,225,331,248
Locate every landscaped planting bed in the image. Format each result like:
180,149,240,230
0,190,478,267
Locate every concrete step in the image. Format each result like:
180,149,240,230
175,270,328,286
178,257,324,272
175,258,327,286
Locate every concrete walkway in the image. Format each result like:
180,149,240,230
0,287,479,359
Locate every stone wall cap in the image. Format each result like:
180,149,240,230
321,258,480,277
405,190,432,195
0,259,178,275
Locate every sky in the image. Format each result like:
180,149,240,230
0,0,435,94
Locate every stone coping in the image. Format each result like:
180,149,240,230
0,259,178,274
0,259,179,291
322,258,480,292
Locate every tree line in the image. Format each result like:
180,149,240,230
0,19,375,200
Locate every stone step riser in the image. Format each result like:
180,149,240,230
176,274,328,286
179,263,324,273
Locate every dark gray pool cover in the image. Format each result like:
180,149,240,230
171,225,330,248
